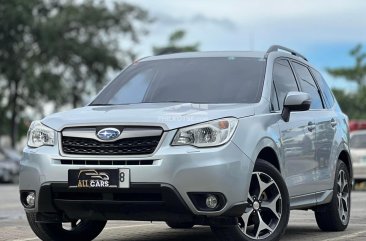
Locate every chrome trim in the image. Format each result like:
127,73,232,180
62,127,163,142
56,159,157,166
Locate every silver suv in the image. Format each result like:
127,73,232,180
20,45,352,241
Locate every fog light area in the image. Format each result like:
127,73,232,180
21,191,36,208
206,194,218,209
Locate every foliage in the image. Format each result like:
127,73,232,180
153,30,199,55
328,44,366,119
328,44,366,86
332,88,366,119
0,0,150,147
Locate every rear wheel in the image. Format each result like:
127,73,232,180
315,160,351,231
26,213,106,241
166,221,194,229
211,159,290,241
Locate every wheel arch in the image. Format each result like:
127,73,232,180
253,138,282,173
338,150,353,179
257,147,281,173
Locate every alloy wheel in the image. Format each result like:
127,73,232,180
337,170,350,225
239,172,282,239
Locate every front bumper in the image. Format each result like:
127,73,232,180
20,131,253,219
30,183,196,222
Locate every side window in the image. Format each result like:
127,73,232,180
292,62,324,109
272,59,299,109
311,68,335,108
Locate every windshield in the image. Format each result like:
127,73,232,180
91,57,266,105
351,134,366,149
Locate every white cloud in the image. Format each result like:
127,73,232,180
126,0,366,55
123,0,366,90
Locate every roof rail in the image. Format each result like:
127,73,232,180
266,45,308,61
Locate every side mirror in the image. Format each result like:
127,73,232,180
281,91,311,122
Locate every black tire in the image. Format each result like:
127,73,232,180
166,221,195,229
26,212,107,241
211,159,290,241
315,160,351,231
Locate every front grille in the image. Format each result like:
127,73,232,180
62,136,161,155
59,159,154,165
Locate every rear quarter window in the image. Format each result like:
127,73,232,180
311,68,335,108
292,62,324,110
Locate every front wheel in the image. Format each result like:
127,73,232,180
315,160,351,231
211,159,290,241
26,213,106,241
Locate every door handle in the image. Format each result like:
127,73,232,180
307,121,316,132
330,118,337,128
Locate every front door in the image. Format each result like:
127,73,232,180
279,112,317,197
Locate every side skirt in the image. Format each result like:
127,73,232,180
290,190,333,210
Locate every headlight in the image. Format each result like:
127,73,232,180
172,118,238,147
27,121,55,148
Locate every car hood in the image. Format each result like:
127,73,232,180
41,103,255,131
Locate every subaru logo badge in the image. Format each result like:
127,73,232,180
97,128,121,141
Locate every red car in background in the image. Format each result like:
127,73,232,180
349,120,366,132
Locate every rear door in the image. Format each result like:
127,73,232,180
273,59,317,197
291,62,334,193
310,68,338,191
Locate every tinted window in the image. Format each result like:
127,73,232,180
92,57,266,105
272,59,299,108
311,68,334,108
292,62,323,109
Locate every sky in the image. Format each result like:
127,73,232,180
124,0,366,91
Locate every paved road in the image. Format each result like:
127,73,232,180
1,184,366,241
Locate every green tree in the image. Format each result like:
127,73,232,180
327,44,366,119
153,30,199,55
327,44,366,86
333,87,366,119
0,0,150,147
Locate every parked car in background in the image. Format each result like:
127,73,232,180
0,148,21,183
350,130,366,184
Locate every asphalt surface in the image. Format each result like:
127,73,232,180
1,184,366,241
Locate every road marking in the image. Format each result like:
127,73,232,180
104,223,157,230
11,223,156,241
12,238,38,241
322,230,366,241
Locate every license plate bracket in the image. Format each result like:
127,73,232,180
68,168,130,188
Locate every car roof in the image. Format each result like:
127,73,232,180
140,51,266,61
